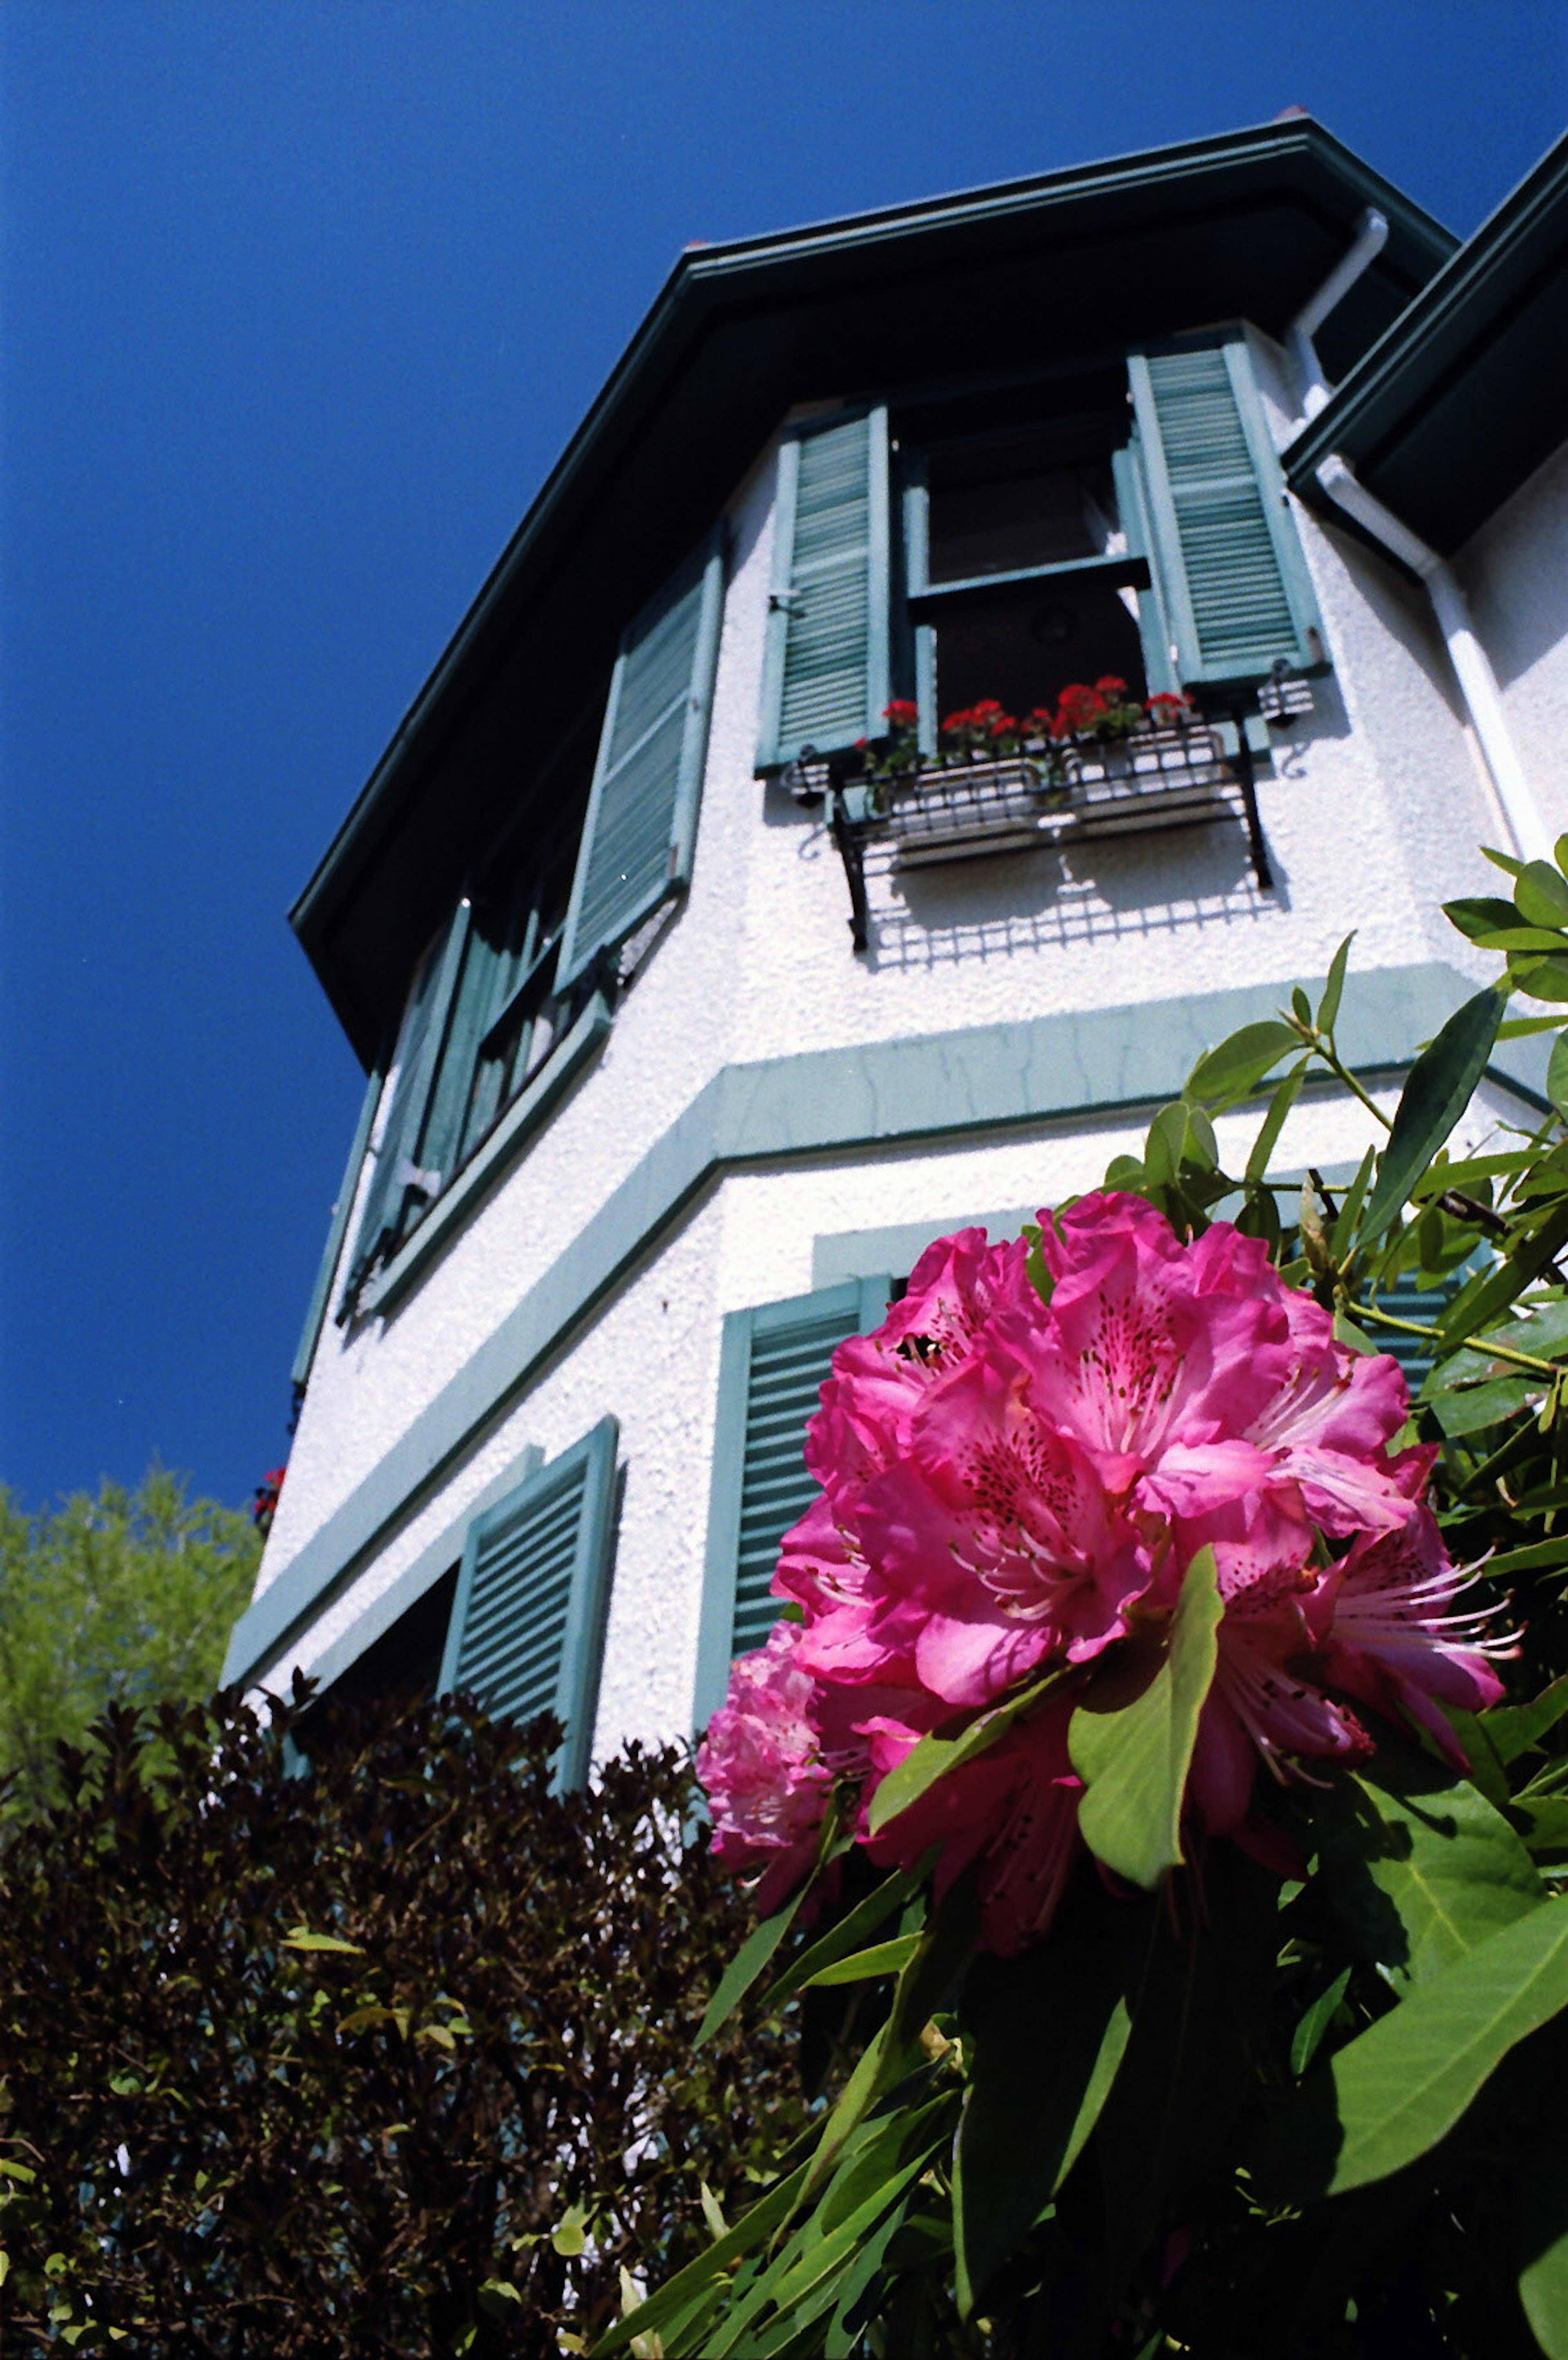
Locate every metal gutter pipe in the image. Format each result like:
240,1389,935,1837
1314,454,1550,863
1287,207,1388,420
1286,206,1548,864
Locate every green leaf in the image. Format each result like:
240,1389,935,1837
804,1884,976,2198
1498,1014,1568,1039
954,1888,1140,2313
1476,926,1568,952
281,1928,364,1955
1185,1021,1300,1109
1479,1674,1568,1766
867,1667,1069,1837
1256,1897,1568,2199
802,1935,921,1989
695,1884,809,2048
1143,1102,1187,1187
759,1862,927,2013
1428,1377,1537,1435
1446,895,1531,943
1548,1034,1568,1120
1318,1757,1543,1985
1515,862,1568,929
1318,933,1354,1032
1512,955,1568,1004
592,2163,813,2355
1290,1968,1352,2076
1330,1144,1378,1255
1484,844,1527,879
1243,1058,1307,1184
1069,1548,1223,1889
1360,987,1507,1239
1292,984,1313,1025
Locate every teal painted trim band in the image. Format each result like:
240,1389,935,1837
290,1065,384,1396
363,995,612,1320
227,959,1487,1684
814,1208,1040,1290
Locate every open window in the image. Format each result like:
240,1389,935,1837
755,336,1326,773
295,1425,619,1792
902,380,1158,748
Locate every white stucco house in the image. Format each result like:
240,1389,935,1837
223,119,1568,1775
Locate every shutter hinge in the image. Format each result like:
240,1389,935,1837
768,590,803,613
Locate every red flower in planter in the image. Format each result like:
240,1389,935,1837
1051,683,1108,737
882,700,920,729
252,1465,286,1536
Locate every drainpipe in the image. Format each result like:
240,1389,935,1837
1287,207,1388,421
1313,456,1550,862
1286,214,1550,865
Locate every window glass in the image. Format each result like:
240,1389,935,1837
926,425,1120,582
909,396,1151,724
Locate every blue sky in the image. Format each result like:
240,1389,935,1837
2,1,1564,1513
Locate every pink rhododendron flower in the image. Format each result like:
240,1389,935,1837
697,1622,835,1911
861,1694,1086,1956
699,1194,1512,1953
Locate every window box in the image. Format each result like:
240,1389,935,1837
1056,715,1236,822
880,754,1066,863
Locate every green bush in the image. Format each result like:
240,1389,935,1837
0,1688,806,2355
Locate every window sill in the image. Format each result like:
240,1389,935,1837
362,992,613,1321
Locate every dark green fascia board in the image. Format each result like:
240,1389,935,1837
226,958,1502,1687
1286,131,1568,556
291,118,1451,1064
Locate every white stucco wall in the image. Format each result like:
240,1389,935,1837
248,339,1548,1741
262,1068,1531,1757
1457,436,1568,850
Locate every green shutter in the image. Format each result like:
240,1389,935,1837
1127,341,1325,688
695,1275,890,1725
291,1061,383,1391
341,904,471,1302
556,525,726,988
1375,1269,1465,1393
439,1420,619,1790
757,408,891,768
415,920,507,1188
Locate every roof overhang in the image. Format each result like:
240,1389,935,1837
1285,132,1568,564
292,118,1453,1064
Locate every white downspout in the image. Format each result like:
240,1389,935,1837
1286,214,1550,865
1288,208,1388,422
1313,455,1550,863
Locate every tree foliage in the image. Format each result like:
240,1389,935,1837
0,1466,261,1821
615,847,1568,2360
0,1688,806,2355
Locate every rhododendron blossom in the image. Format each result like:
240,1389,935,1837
699,1195,1508,1953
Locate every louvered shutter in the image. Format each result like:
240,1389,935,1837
439,1420,619,1790
757,408,891,768
292,1062,383,1390
1127,342,1324,688
1375,1269,1465,1393
695,1276,891,1724
556,526,726,988
341,904,470,1302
